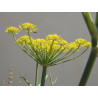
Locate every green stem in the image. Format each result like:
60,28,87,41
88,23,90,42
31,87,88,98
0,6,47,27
95,12,98,28
82,12,97,40
19,76,32,86
79,12,98,86
79,48,97,86
41,66,47,86
35,62,39,86
12,33,21,49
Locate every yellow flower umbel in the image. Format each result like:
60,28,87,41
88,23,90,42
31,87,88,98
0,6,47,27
5,26,20,34
5,24,91,67
16,34,91,66
19,23,38,32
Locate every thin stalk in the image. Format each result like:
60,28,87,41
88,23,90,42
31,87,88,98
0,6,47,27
46,40,54,61
23,46,37,61
79,12,98,86
12,33,29,54
48,46,61,61
19,76,32,86
28,31,39,58
49,72,53,86
12,33,28,53
12,33,39,62
52,48,88,66
50,46,80,65
35,62,39,86
50,49,73,64
41,66,47,86
50,47,71,62
49,68,53,86
12,33,22,49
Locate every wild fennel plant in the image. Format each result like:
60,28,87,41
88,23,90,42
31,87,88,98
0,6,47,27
5,23,91,86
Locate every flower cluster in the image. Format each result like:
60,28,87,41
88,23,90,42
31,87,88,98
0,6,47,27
15,34,91,66
5,23,91,66
5,23,38,34
19,23,38,32
5,27,20,34
16,34,91,52
74,39,91,48
16,35,33,45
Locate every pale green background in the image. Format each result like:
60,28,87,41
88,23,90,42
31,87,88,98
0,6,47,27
0,12,98,86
